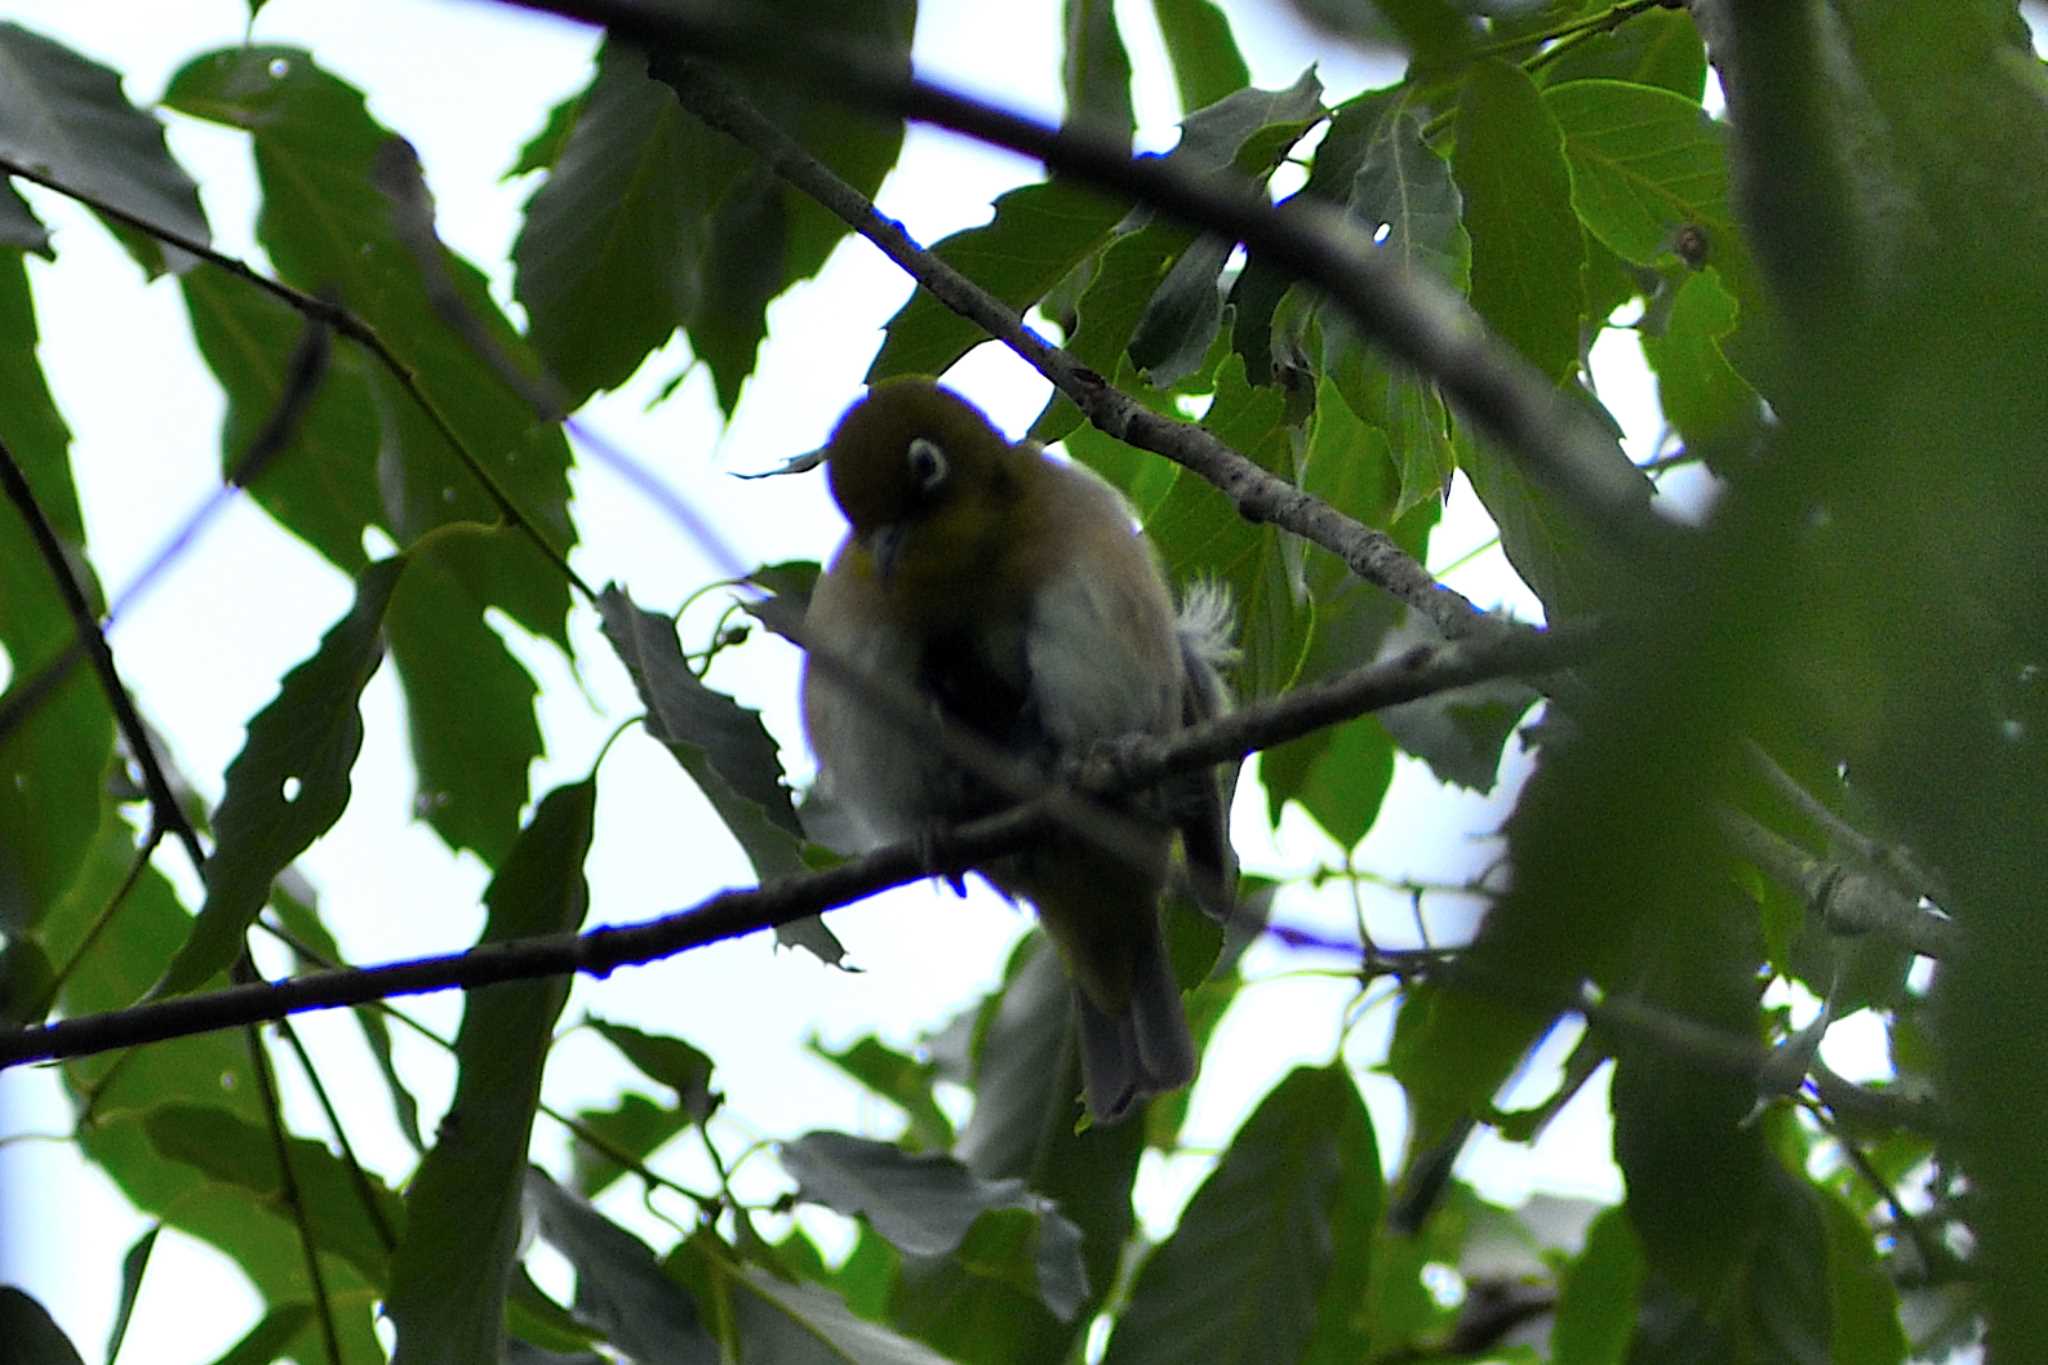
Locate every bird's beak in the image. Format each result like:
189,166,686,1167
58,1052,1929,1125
869,523,907,583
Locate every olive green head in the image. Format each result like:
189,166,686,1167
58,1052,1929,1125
823,377,1017,583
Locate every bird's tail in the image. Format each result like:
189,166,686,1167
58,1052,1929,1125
1074,917,1195,1123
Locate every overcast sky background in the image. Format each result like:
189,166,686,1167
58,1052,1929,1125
0,2,1885,1359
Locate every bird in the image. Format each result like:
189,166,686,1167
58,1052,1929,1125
799,377,1236,1123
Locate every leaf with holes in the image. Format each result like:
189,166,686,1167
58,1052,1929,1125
157,557,405,995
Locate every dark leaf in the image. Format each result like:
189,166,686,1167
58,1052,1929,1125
1101,1066,1381,1365
1149,0,1251,114
570,1092,688,1198
158,557,405,994
527,1170,720,1365
386,780,597,1365
1063,0,1136,144
0,1287,85,1365
1454,60,1585,384
867,179,1130,382
812,1035,955,1150
0,23,208,275
588,1016,720,1122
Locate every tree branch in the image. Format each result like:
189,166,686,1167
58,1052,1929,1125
493,0,1677,623
1712,805,1957,958
1,615,1582,1068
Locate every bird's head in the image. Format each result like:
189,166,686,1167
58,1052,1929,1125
823,378,1017,586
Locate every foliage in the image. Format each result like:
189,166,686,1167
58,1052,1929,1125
0,2,2038,1362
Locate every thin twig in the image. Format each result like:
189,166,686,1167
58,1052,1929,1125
1712,805,1956,958
0,151,593,603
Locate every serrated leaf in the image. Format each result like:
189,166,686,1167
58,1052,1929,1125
1353,108,1467,291
1544,78,1771,376
164,46,576,648
868,179,1129,381
1102,1066,1381,1365
508,85,583,178
588,1016,719,1122
513,41,725,408
1378,651,1538,793
158,557,405,995
387,780,596,1365
595,585,815,898
0,23,208,276
1454,60,1585,384
1150,0,1250,114
1174,70,1324,176
527,1171,720,1365
890,1206,1090,1360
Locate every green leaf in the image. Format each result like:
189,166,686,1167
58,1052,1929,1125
1536,10,1707,99
725,1260,954,1365
1818,1185,1907,1365
0,23,209,276
1142,357,1310,698
1261,713,1394,850
1322,106,1467,517
1377,659,1539,793
782,1132,1047,1262
143,1102,405,1287
387,779,597,1365
867,179,1130,382
588,1016,720,1122
0,184,51,256
508,85,583,178
812,1035,954,1150
1454,60,1585,384
1639,269,1764,463
1064,0,1135,144
888,1206,1090,1360
108,1226,159,1365
164,46,576,649
1101,1066,1381,1365
1549,1207,1644,1365
1128,233,1232,387
181,268,381,573
1455,422,1637,622
0,1287,86,1365
954,936,1144,1329
205,1306,316,1365
570,1092,688,1198
384,547,542,865
1150,0,1250,113
527,1171,720,1363
1543,78,1770,377
1174,70,1325,176
158,557,405,995
596,587,823,950
513,41,732,408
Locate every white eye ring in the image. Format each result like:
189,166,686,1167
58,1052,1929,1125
907,437,948,494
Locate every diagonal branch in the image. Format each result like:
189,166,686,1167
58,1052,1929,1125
496,0,1676,573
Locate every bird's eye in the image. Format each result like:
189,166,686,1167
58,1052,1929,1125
907,437,948,495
